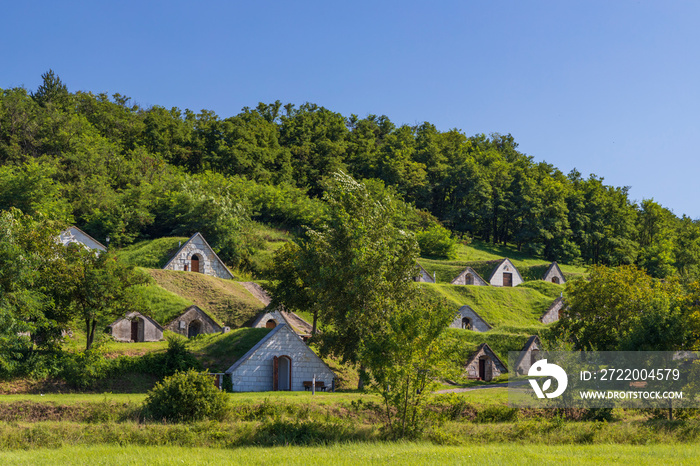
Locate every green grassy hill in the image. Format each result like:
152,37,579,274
420,283,556,330
186,327,272,372
116,237,189,269
112,233,576,386
415,240,577,376
139,269,266,327
443,328,534,371
419,240,587,284
115,224,292,280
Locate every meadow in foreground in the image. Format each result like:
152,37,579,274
2,443,700,466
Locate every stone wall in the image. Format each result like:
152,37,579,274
540,297,564,324
165,306,222,337
58,227,106,252
252,310,286,329
163,234,234,280
451,267,489,286
488,259,523,287
514,337,541,375
228,325,335,392
109,313,163,342
415,266,435,283
542,262,566,284
464,345,507,381
449,305,491,332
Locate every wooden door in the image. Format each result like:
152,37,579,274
478,358,486,380
503,272,513,287
191,256,200,273
272,356,279,391
131,320,139,342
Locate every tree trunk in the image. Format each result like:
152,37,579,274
86,318,97,351
357,364,366,390
312,310,318,335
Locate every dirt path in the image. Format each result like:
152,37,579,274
238,282,272,306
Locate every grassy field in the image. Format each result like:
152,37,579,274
2,443,699,465
0,389,380,406
1,388,700,465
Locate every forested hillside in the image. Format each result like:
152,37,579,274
1,71,699,281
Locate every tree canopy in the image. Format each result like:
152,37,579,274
0,70,698,281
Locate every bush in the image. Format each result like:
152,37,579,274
144,369,228,422
160,335,202,377
416,225,457,259
474,405,519,423
61,348,112,389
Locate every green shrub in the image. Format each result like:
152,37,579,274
61,348,112,389
252,419,351,446
417,225,457,259
144,369,228,422
161,335,202,377
474,405,519,423
582,408,614,422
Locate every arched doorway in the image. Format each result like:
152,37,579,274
552,276,560,284
131,317,144,342
266,319,277,329
273,355,292,391
462,317,472,330
191,254,201,273
465,273,474,285
188,320,202,338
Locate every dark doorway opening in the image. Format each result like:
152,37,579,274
131,320,139,342
191,254,200,273
188,320,202,338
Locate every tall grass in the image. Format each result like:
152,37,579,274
2,443,700,466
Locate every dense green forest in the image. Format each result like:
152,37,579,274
1,71,699,280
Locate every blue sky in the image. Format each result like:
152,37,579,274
3,1,699,218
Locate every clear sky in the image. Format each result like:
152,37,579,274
2,1,699,218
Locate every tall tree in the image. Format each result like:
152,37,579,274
635,199,676,278
361,296,455,438
62,246,146,350
0,209,69,349
557,265,683,351
279,103,349,196
674,217,700,283
271,171,420,388
31,69,68,107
